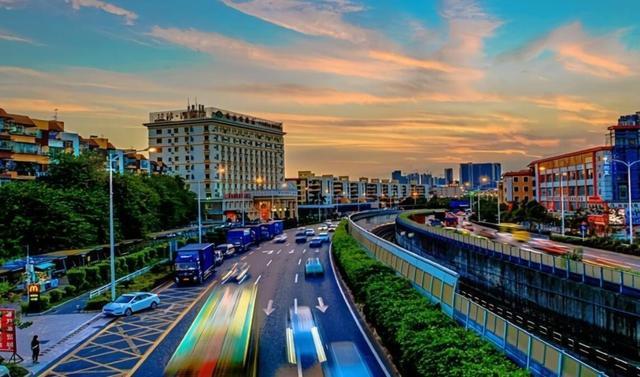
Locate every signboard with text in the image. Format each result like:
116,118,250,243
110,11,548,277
0,309,16,353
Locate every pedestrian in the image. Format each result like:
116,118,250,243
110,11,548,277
31,335,40,364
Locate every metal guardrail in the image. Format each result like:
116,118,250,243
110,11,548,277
89,258,168,299
347,211,605,377
396,212,640,298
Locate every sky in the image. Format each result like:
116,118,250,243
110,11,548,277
1,0,640,179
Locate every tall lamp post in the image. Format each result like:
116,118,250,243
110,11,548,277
478,177,488,222
560,172,567,235
218,166,225,224
108,147,155,302
605,157,640,244
496,188,501,225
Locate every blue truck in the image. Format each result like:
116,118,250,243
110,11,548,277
258,220,285,240
273,220,284,235
174,243,217,285
226,228,254,252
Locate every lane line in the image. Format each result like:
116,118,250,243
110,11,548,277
249,251,254,255
298,258,302,266
254,274,262,286
241,256,247,261
267,259,273,267
277,250,282,255
329,242,391,377
289,249,295,254
294,273,299,284
302,249,306,254
294,298,298,314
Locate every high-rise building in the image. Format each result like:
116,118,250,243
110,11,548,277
145,104,297,223
391,170,407,184
444,168,454,184
459,162,502,190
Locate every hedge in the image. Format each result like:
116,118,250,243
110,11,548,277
332,222,528,377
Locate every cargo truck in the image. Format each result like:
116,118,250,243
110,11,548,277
174,243,217,285
226,228,254,252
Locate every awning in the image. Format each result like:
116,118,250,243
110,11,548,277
34,262,55,271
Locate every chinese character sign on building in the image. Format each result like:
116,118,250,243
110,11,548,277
0,309,16,353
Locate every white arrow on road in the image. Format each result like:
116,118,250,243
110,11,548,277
315,297,329,313
289,249,295,254
263,300,275,316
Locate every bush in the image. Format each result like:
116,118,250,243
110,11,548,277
66,268,86,288
39,294,50,310
5,363,29,377
64,284,77,297
48,288,65,303
96,263,110,282
85,295,110,311
332,223,527,377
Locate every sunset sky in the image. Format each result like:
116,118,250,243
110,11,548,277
1,0,639,178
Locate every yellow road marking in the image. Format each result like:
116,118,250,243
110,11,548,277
116,326,141,355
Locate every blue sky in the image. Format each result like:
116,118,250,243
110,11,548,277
1,0,640,177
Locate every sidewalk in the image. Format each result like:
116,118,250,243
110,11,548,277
0,312,112,376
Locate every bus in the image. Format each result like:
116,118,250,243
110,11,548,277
164,285,258,377
499,223,530,242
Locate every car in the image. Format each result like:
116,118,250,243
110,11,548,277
304,229,315,237
102,292,160,316
221,262,251,284
213,248,224,266
295,230,306,237
461,221,474,231
295,235,307,244
298,227,305,231
305,257,324,276
286,306,326,367
318,232,330,243
309,237,323,248
328,342,372,377
216,243,236,257
274,234,288,243
317,225,328,232
327,227,336,233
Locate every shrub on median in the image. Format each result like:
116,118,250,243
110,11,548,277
332,222,528,377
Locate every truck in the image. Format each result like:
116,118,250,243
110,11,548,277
174,243,217,285
247,224,269,243
226,228,254,252
272,220,284,235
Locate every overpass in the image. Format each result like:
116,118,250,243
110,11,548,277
347,210,635,377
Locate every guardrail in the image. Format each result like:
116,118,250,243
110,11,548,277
348,211,604,377
396,211,640,298
89,259,168,299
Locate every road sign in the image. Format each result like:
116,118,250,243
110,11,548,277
580,222,588,241
0,309,16,353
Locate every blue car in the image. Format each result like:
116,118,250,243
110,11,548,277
295,235,307,244
328,342,372,377
309,237,323,248
286,306,326,367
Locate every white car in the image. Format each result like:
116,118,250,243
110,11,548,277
317,225,328,232
304,229,315,237
102,292,160,316
274,234,288,243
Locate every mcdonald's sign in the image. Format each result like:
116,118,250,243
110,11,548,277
28,284,40,303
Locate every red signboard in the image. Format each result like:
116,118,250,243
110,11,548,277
0,309,16,353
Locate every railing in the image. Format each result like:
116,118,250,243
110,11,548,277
396,211,640,298
347,211,604,377
89,259,168,299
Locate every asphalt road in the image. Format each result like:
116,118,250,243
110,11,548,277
470,222,640,270
51,224,390,377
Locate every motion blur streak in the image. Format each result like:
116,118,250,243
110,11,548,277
164,285,258,377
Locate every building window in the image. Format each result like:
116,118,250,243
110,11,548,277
514,187,519,192
523,177,528,182
155,129,162,135
514,177,519,182
156,138,162,144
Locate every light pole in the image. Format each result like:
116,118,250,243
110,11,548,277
412,191,417,208
197,181,202,243
478,177,488,222
218,166,225,224
560,172,567,235
107,147,155,301
606,157,640,244
496,189,501,225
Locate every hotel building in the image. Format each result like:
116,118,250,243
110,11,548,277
144,105,297,223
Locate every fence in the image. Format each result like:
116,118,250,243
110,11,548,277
348,211,604,377
396,211,640,298
89,259,168,299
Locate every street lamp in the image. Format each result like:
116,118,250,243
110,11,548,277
478,177,488,222
560,172,567,235
412,191,417,207
217,166,225,225
107,147,156,302
605,156,639,244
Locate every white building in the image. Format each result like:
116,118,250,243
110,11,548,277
144,104,296,222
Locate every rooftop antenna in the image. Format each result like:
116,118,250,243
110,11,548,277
187,97,190,110
53,108,58,121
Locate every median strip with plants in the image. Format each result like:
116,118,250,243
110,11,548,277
332,223,528,377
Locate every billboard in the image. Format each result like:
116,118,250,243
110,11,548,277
0,309,16,353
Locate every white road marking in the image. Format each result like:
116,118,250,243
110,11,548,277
277,249,282,255
294,298,298,314
298,258,302,265
241,256,247,261
302,249,306,254
289,249,295,254
254,274,262,285
267,259,273,267
315,249,320,253
286,243,290,246
249,251,254,255
294,273,299,283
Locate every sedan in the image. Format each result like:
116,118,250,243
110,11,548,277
274,234,288,243
295,235,307,244
102,292,160,317
309,237,323,248
304,229,315,237
305,257,324,276
286,306,326,367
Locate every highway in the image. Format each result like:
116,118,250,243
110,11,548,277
44,224,389,377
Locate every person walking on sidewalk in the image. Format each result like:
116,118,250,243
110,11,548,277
31,335,40,364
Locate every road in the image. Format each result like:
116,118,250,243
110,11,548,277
470,222,640,270
44,224,389,377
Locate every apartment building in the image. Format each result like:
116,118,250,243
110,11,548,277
145,104,296,222
499,170,535,205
